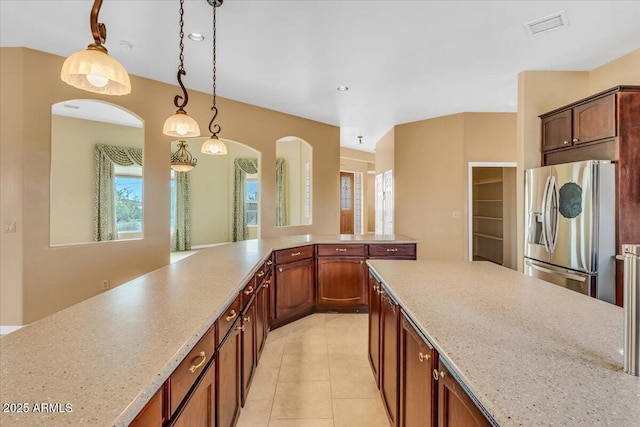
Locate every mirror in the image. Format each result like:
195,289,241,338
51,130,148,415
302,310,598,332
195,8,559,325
50,100,144,245
170,138,261,251
275,136,313,227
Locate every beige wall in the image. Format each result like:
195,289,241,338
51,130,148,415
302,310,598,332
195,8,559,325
50,115,143,245
0,47,339,325
375,128,395,176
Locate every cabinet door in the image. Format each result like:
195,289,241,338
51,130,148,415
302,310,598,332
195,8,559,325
541,110,572,151
400,314,436,427
380,288,400,427
130,385,165,426
275,258,314,322
216,319,241,427
437,361,491,427
170,360,215,427
573,93,616,145
317,258,366,308
368,272,382,387
255,276,270,360
241,298,257,407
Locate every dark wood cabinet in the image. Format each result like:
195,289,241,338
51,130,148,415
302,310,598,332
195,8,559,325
572,93,615,145
169,360,215,427
216,318,241,427
274,246,315,325
368,271,382,388
380,286,400,427
317,256,366,309
255,271,270,360
240,296,257,407
368,244,417,260
437,360,491,427
129,385,165,426
541,109,572,151
400,313,437,427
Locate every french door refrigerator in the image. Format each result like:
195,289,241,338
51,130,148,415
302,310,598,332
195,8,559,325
524,160,616,303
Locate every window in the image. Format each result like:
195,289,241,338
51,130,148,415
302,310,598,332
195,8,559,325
114,174,143,233
246,178,258,226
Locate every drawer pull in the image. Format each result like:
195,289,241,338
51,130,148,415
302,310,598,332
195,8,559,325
386,248,398,252
563,140,570,145
237,325,245,332
225,310,237,322
433,369,445,380
418,352,430,362
573,138,579,143
244,286,254,295
264,284,269,289
244,316,251,323
189,351,207,373
279,268,283,272
257,271,265,277
372,284,378,291
265,279,271,285
335,248,348,252
266,260,273,266
360,260,363,264
291,251,301,257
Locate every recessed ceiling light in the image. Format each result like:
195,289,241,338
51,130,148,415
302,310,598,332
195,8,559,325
337,86,349,91
188,33,205,41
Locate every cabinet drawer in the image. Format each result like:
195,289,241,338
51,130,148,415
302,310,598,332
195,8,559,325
368,244,416,259
169,325,216,415
217,293,242,346
317,244,366,257
275,245,314,264
242,279,257,308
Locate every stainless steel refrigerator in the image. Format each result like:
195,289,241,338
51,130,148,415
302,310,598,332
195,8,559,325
524,160,616,303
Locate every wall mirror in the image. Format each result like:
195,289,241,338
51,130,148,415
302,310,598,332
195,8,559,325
275,136,313,227
50,99,144,246
170,138,261,251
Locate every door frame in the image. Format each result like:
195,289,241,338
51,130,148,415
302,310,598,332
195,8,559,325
467,162,517,261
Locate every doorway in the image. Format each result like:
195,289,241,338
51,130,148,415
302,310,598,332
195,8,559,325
340,172,355,234
468,162,517,270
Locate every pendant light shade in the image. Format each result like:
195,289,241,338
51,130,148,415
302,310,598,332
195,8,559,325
60,0,131,95
171,141,198,172
201,135,228,155
163,111,201,138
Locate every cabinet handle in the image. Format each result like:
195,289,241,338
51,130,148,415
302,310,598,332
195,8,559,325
386,248,398,252
189,351,207,373
237,325,245,332
418,352,431,362
335,248,348,252
257,271,265,277
291,251,301,257
377,289,384,295
573,138,579,143
563,140,569,145
360,260,363,264
265,279,271,285
278,268,283,272
225,310,237,322
372,284,378,291
244,286,255,295
433,369,445,380
267,260,273,266
264,284,269,289
244,316,251,323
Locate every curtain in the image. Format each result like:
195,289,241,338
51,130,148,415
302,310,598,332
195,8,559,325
276,158,287,227
171,172,191,251
233,158,259,242
94,144,143,241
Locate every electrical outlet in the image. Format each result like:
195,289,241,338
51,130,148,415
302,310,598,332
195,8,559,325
4,220,16,233
452,211,461,219
101,280,110,290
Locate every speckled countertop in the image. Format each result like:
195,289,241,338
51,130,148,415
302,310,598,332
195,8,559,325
367,260,640,427
0,234,415,427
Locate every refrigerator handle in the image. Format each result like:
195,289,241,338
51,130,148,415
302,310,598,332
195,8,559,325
546,175,559,254
525,260,587,282
540,175,552,253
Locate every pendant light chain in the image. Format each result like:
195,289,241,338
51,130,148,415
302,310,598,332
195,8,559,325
178,0,185,72
208,2,222,138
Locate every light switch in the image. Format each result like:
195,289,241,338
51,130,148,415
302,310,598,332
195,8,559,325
4,220,16,233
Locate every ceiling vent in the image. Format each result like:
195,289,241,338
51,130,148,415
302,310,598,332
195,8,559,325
525,11,568,36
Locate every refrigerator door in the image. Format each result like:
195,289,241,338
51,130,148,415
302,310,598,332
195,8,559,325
548,161,595,273
525,166,552,263
525,259,595,297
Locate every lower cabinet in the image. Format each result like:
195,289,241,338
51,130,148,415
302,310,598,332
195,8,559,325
255,274,270,360
380,286,400,427
169,360,216,427
240,297,257,407
316,257,366,308
368,271,382,387
216,318,241,427
437,361,491,427
274,252,315,324
129,385,165,426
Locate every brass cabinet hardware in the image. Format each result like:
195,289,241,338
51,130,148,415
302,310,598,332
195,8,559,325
573,138,579,143
291,251,301,257
278,268,283,272
360,260,363,264
563,140,570,145
189,351,207,373
433,369,439,380
265,279,271,284
244,286,254,295
266,260,273,265
244,316,251,323
418,352,430,362
386,248,398,252
257,271,265,277
225,310,237,321
335,248,347,252
236,325,245,332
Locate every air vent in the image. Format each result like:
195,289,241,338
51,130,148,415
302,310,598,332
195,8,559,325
525,11,568,36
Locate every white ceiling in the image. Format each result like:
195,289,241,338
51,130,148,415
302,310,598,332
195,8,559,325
1,1,639,152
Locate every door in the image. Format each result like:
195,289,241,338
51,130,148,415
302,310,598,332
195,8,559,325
375,173,384,234
317,258,366,307
240,298,256,407
368,272,382,387
383,170,394,235
437,360,491,427
524,165,552,263
171,360,215,427
340,172,355,234
380,288,399,426
216,320,241,427
275,258,315,322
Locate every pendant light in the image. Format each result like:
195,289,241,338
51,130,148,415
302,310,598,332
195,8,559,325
163,0,201,138
171,141,198,172
201,0,228,156
60,0,131,95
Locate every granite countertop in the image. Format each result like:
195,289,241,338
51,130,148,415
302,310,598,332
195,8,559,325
367,259,640,427
0,234,416,427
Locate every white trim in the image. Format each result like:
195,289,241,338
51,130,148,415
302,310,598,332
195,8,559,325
0,325,24,335
467,162,517,261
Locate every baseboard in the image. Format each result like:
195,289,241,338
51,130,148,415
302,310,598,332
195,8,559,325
0,325,24,335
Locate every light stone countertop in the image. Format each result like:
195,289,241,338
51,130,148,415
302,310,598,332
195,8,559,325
367,259,640,427
0,234,415,427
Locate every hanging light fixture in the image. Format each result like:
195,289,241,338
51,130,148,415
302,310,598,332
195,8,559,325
60,0,131,95
201,0,228,156
171,141,198,172
163,0,201,138
358,135,363,145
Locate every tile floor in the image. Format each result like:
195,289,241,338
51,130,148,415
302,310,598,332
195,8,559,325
237,313,390,427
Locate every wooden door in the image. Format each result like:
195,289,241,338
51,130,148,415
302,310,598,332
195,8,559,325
241,298,257,407
541,109,572,151
316,258,366,307
437,361,491,427
170,361,215,427
130,385,165,426
255,275,269,359
340,172,355,234
400,315,436,427
216,319,241,427
380,288,400,427
368,272,382,387
275,258,315,322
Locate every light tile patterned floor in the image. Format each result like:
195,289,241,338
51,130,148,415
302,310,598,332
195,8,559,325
237,313,390,427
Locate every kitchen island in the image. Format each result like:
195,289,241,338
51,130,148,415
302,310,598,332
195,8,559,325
367,259,640,426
